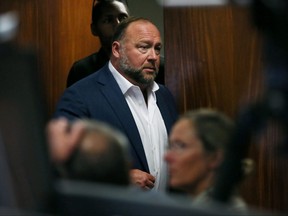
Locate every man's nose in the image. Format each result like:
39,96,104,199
148,49,157,60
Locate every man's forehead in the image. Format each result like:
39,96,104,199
126,24,162,45
127,21,161,38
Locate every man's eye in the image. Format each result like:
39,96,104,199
155,47,161,55
139,46,148,53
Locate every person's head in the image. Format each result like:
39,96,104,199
90,0,129,50
111,16,162,89
65,119,131,186
165,109,234,197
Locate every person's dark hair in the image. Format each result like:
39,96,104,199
112,16,153,42
64,119,131,186
181,109,235,153
91,0,128,24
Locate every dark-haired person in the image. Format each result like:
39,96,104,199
66,0,129,87
54,17,178,191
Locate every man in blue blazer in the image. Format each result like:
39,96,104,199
54,17,178,191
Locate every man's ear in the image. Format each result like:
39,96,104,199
91,23,98,36
112,41,121,58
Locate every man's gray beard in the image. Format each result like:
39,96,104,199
119,55,157,85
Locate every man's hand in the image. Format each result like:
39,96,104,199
46,118,85,163
130,169,155,190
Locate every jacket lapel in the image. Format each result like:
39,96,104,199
97,66,149,171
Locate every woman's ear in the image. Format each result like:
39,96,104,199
91,23,98,36
208,150,224,170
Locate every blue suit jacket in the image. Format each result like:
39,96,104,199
54,64,178,173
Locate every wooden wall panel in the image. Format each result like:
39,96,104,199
164,6,263,117
47,0,100,117
164,5,288,212
244,124,288,212
12,0,100,117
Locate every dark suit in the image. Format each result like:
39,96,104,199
54,63,178,172
66,48,165,87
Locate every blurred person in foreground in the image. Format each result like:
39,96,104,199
47,118,130,186
165,109,249,211
47,119,212,216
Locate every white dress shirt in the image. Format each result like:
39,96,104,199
109,61,168,191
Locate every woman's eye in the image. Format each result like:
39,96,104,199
169,142,187,151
